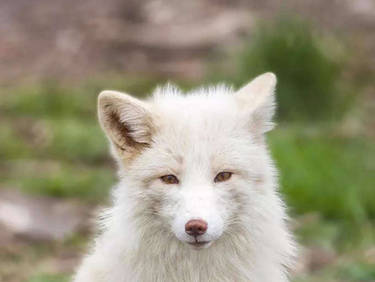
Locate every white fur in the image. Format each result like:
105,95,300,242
74,73,297,282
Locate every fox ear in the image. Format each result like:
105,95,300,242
98,90,154,159
235,72,277,134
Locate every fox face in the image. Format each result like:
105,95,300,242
98,73,277,249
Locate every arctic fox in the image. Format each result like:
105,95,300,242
74,73,296,282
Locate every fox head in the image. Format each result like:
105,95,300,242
98,73,281,249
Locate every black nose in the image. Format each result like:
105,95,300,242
185,219,208,237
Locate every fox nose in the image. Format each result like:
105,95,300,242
185,219,208,237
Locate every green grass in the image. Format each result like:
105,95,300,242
0,118,108,162
270,126,375,223
1,76,161,119
293,258,375,282
29,274,70,282
269,125,375,249
12,164,113,200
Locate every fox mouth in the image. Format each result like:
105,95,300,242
187,241,211,248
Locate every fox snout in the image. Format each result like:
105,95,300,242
171,188,225,248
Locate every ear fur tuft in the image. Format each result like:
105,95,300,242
98,90,153,159
235,72,277,134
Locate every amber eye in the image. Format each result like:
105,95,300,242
160,174,179,184
214,172,232,183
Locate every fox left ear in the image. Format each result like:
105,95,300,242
98,90,154,162
235,72,277,134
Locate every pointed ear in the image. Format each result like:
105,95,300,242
235,72,277,134
98,90,154,160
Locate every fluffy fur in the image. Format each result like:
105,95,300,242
74,73,296,282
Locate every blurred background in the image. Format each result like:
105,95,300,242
0,0,374,281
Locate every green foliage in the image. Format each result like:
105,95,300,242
269,125,375,249
19,165,113,200
2,82,95,119
270,126,375,223
211,16,351,121
0,76,160,120
293,254,375,282
338,262,375,281
0,123,32,159
29,274,69,282
0,118,108,163
46,119,108,163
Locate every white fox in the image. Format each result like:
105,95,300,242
74,73,296,282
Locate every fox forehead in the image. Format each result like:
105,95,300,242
149,86,248,139
131,122,258,182
150,85,239,121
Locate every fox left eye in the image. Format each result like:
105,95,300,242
214,172,232,183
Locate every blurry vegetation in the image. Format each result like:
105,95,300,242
271,127,375,224
270,127,375,249
0,77,161,202
210,16,353,121
29,274,69,282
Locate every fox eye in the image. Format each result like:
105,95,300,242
214,172,232,183
160,174,179,184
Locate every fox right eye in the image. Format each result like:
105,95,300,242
214,171,232,183
160,174,179,185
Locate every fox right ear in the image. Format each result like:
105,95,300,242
235,72,277,134
98,90,154,160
